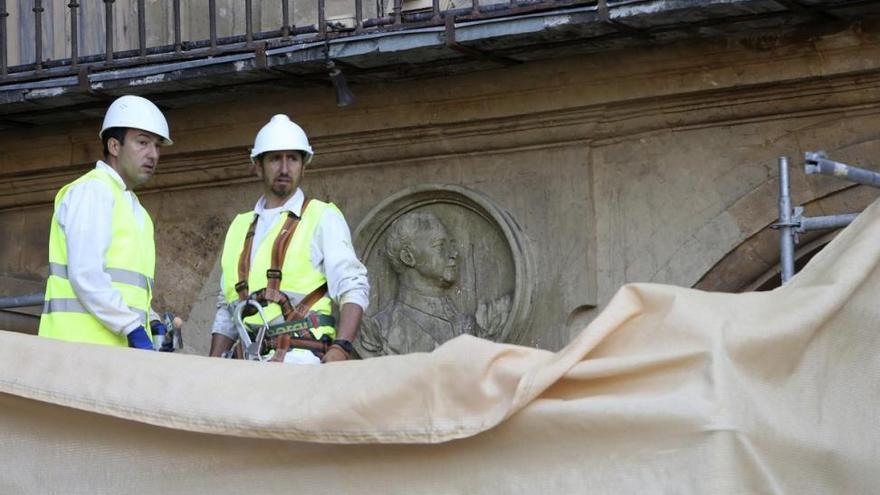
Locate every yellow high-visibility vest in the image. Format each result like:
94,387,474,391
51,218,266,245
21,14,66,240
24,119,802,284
220,200,335,339
38,168,155,346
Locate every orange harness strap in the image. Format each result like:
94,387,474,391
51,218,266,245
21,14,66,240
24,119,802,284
234,199,334,361
237,199,329,321
234,214,259,301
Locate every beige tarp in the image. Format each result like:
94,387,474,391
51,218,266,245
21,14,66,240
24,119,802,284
3,201,880,495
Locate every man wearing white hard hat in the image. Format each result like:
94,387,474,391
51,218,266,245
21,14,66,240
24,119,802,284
39,95,173,350
208,114,369,363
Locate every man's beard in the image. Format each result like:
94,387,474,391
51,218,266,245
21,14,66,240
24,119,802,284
269,176,295,198
271,183,293,197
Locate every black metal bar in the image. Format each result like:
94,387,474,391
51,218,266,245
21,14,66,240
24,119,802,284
173,0,181,52
0,0,8,76
245,0,254,46
355,0,364,33
318,0,326,37
34,0,44,72
254,40,267,69
393,0,402,25
104,0,115,64
776,0,843,21
597,0,651,39
77,65,91,94
137,0,146,58
444,14,520,66
282,0,291,38
209,0,217,52
3,0,597,80
68,1,79,66
472,0,480,16
0,20,321,81
432,0,440,22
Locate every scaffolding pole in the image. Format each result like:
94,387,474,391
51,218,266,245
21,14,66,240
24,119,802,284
777,156,796,284
805,152,880,187
796,211,858,233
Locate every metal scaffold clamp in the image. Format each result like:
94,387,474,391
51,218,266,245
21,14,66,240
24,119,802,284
774,151,878,284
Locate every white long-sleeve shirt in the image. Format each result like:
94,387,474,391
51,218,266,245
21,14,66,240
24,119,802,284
211,189,369,339
55,161,153,336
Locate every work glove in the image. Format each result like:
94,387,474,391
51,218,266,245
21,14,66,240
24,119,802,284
150,320,175,352
126,325,155,350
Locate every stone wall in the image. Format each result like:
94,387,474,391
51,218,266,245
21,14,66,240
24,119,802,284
3,23,880,352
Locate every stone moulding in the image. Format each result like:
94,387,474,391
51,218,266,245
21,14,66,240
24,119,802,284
4,60,880,211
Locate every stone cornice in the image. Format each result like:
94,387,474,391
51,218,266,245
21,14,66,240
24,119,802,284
3,65,880,211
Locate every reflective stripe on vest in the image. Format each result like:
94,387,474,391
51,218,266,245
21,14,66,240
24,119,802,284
48,262,154,290
38,167,156,347
42,298,149,324
220,199,337,339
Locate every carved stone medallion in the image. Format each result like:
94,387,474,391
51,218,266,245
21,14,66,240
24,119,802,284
353,184,533,357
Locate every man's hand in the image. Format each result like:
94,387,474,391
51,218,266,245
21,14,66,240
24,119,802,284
321,344,349,363
126,326,155,350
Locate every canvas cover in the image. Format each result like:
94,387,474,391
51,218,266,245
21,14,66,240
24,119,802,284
2,200,880,494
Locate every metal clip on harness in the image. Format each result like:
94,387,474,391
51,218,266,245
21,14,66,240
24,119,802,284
232,298,271,361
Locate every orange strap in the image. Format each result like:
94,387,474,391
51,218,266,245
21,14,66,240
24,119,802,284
237,199,330,322
269,334,291,362
264,200,310,296
234,214,259,301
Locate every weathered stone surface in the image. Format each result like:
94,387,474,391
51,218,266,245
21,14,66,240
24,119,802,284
352,184,532,356
3,27,880,349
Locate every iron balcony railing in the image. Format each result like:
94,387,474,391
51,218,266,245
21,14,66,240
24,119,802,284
0,0,599,82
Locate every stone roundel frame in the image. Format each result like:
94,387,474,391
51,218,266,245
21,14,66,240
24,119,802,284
353,183,534,346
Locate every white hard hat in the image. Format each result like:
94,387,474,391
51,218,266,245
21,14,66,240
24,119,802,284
99,95,172,146
250,114,313,165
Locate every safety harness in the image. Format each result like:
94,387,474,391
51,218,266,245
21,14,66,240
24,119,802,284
233,198,335,360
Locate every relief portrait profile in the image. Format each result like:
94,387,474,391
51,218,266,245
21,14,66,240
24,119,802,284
353,185,533,357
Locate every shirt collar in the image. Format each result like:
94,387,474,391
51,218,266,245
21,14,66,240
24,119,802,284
254,188,304,217
96,160,128,191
